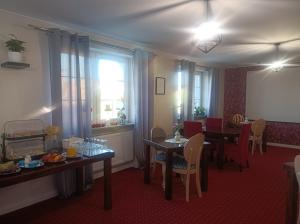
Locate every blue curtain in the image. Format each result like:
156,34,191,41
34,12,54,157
130,49,155,166
208,68,220,117
48,29,92,198
177,60,195,122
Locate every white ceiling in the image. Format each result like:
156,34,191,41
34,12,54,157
1,0,300,65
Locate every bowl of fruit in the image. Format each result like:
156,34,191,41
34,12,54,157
42,152,66,164
0,161,21,176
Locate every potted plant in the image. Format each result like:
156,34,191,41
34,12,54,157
117,107,127,125
5,34,25,62
193,106,207,120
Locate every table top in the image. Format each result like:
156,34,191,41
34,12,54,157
144,137,210,152
0,148,114,188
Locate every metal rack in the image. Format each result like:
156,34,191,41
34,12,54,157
1,119,47,161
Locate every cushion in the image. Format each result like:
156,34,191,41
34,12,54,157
155,152,166,161
172,156,195,169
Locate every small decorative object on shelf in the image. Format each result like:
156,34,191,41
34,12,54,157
117,107,127,125
5,34,25,63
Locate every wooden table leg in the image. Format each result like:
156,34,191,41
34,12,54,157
217,141,224,169
76,167,84,195
165,151,173,200
262,131,267,152
285,168,298,224
104,158,112,210
201,147,209,192
144,144,151,184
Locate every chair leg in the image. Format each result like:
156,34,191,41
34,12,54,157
152,161,157,177
251,140,255,155
162,163,166,190
185,173,190,202
196,171,202,198
259,142,263,155
239,164,243,172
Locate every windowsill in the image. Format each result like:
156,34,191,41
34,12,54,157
92,123,134,136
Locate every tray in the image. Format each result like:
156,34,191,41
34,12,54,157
18,160,44,169
0,167,21,176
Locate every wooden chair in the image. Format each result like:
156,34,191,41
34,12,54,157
150,127,167,177
249,119,266,155
183,121,202,139
172,133,204,202
205,118,223,161
224,124,251,171
206,117,223,131
294,155,300,224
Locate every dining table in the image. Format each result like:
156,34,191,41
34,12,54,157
283,162,298,224
0,148,115,210
203,127,241,169
144,137,210,200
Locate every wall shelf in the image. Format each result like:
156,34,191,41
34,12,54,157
1,61,30,69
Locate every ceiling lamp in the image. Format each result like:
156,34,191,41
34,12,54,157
194,0,222,54
268,43,285,72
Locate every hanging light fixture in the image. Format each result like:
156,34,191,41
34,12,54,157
194,0,222,54
268,43,285,72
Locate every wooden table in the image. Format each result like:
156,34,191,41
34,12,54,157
283,162,298,224
203,127,241,169
0,149,115,210
144,137,210,200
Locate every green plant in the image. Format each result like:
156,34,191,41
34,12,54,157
5,34,25,52
194,106,206,118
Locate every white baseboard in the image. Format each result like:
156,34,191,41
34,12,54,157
267,142,300,149
93,161,135,179
0,188,58,216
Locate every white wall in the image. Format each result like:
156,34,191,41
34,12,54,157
153,55,177,134
0,11,52,128
246,68,300,123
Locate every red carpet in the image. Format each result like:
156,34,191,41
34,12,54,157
1,146,298,224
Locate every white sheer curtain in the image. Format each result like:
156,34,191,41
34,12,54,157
130,49,155,166
175,60,196,122
208,68,220,117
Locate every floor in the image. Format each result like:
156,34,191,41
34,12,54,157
0,146,298,224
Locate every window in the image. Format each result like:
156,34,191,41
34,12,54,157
193,70,212,114
90,49,132,125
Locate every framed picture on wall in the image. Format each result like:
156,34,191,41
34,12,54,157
155,77,165,95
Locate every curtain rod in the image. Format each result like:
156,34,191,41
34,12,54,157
28,24,134,52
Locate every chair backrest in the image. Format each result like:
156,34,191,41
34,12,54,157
183,121,202,139
294,155,300,187
206,117,223,131
150,127,167,140
251,119,266,138
183,133,204,166
232,114,244,125
237,124,251,166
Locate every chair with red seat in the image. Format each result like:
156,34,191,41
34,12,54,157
183,121,202,139
205,118,223,161
224,124,251,171
206,117,223,131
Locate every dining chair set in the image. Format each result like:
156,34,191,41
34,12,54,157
150,115,267,202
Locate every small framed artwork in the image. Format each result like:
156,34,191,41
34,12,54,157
155,77,165,95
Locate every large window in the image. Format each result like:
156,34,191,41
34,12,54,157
90,49,132,125
192,70,211,113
